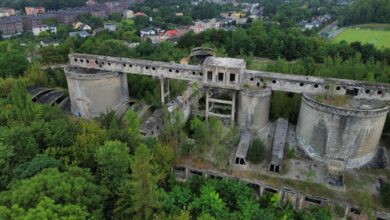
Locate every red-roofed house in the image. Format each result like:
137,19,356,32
164,29,177,37
25,7,45,15
133,12,146,17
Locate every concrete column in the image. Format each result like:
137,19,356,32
205,88,210,121
160,77,165,105
231,90,236,122
259,185,264,197
119,73,129,102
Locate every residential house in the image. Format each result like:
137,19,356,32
0,17,23,38
140,27,156,37
133,12,147,17
191,19,221,34
32,24,57,36
56,10,80,24
40,39,60,47
123,10,134,18
164,29,177,38
25,7,45,15
69,31,91,38
0,8,16,18
74,22,92,31
104,23,117,32
86,0,98,6
22,13,56,30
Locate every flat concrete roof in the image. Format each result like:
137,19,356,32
203,57,246,69
309,94,390,110
235,131,251,158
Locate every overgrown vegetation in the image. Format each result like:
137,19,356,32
380,182,390,208
247,138,266,163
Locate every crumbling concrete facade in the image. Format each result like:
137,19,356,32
65,53,390,169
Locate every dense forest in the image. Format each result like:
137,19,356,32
341,0,390,25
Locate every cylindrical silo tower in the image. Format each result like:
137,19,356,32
65,66,129,118
237,88,272,130
296,94,390,169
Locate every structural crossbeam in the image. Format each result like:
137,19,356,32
69,53,390,101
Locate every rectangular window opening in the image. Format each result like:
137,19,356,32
230,73,236,82
218,72,224,81
207,71,213,81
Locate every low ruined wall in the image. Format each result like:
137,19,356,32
172,165,390,220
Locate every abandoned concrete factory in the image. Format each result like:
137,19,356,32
64,52,390,172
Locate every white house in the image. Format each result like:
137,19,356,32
69,31,90,38
32,25,57,36
140,27,156,37
123,10,134,19
104,23,117,32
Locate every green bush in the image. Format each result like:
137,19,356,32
247,138,266,163
380,182,390,208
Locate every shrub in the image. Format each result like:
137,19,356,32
380,182,390,208
246,138,266,163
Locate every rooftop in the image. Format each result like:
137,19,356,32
203,57,246,69
312,94,389,110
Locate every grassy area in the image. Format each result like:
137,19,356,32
333,28,390,49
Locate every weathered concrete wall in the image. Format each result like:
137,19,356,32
296,94,390,169
65,67,129,118
237,88,272,130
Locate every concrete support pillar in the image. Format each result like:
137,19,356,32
259,185,264,197
119,73,129,102
297,194,304,210
160,78,170,105
231,90,236,122
205,88,210,121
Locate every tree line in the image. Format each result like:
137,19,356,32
341,0,390,25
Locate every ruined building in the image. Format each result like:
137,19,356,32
65,53,390,170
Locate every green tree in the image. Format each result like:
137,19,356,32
95,141,131,191
130,144,160,220
12,154,60,181
124,110,141,153
0,197,89,220
0,126,39,165
0,51,28,78
0,143,15,190
190,117,208,158
190,185,226,218
0,167,107,219
153,143,175,182
24,63,49,87
7,81,42,124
